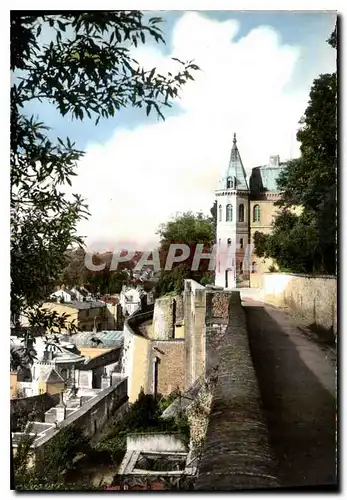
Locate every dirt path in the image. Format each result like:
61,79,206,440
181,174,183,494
243,300,337,488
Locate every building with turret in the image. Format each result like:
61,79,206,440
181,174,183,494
215,134,287,289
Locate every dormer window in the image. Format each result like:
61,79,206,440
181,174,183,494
227,177,233,189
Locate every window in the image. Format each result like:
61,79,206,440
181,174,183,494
240,238,243,249
227,238,231,247
240,262,243,272
226,204,233,221
252,262,257,273
219,205,222,221
227,177,233,189
253,204,260,222
218,238,221,247
239,204,245,222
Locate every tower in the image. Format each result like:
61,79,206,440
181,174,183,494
215,133,249,289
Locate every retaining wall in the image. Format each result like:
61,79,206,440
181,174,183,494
195,291,279,491
184,280,206,390
126,432,187,453
33,378,128,471
11,392,60,430
262,273,337,334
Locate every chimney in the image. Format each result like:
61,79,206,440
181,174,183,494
55,390,67,422
101,369,111,390
269,155,280,167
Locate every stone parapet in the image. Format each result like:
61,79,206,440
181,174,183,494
195,291,279,491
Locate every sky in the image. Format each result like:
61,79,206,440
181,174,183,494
25,10,337,252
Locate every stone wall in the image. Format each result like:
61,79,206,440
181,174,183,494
126,432,187,453
152,294,184,340
122,308,153,402
195,291,278,491
11,392,60,431
124,304,185,402
184,281,206,390
186,381,214,460
150,340,185,395
152,297,175,340
33,379,128,471
262,273,337,334
206,290,230,320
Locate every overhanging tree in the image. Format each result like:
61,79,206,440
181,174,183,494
254,24,337,275
11,12,199,326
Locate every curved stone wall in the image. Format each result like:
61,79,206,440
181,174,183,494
195,291,279,491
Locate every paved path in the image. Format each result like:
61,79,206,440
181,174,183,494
243,300,337,488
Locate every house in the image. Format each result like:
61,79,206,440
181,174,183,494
10,335,86,397
49,288,73,303
99,295,124,330
215,134,289,289
119,286,144,316
10,330,124,398
39,300,109,333
49,286,93,303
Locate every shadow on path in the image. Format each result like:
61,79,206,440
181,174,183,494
244,303,337,489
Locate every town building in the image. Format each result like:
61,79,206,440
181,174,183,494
119,286,145,316
10,331,124,398
49,286,93,303
215,133,287,289
39,300,110,332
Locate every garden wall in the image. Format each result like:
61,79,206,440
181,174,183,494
262,273,337,334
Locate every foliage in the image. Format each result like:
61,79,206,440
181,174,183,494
11,12,199,327
254,210,321,273
59,247,131,294
155,212,215,295
210,200,217,240
13,426,92,490
97,389,190,462
254,26,337,275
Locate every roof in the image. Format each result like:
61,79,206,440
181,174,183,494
57,300,106,310
62,330,124,348
249,162,287,193
41,367,65,383
33,364,65,382
219,133,249,191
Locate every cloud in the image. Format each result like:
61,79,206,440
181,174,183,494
73,12,334,252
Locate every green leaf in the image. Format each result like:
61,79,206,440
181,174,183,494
57,20,66,32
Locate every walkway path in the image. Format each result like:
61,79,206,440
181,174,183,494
243,299,337,488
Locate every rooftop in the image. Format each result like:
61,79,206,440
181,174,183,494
46,300,107,310
61,330,124,348
218,133,249,191
249,159,287,194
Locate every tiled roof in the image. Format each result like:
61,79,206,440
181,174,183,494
56,300,107,310
62,330,124,348
259,166,284,192
250,164,287,194
219,133,249,191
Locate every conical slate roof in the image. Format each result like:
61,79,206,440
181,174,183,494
219,133,249,191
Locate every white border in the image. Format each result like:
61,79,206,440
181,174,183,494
2,3,344,499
